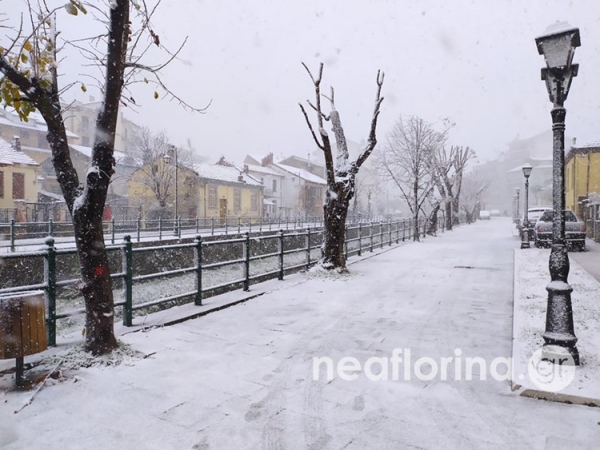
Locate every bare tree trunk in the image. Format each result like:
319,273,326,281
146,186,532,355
452,196,460,226
413,180,420,241
428,204,440,235
322,188,350,269
445,201,453,230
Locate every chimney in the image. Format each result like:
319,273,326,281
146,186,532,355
261,153,274,167
238,174,244,182
12,136,21,152
572,137,577,147
243,164,249,174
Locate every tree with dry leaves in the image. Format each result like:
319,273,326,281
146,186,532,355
299,63,384,270
0,0,205,354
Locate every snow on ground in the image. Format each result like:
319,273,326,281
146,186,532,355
1,218,599,449
513,247,600,402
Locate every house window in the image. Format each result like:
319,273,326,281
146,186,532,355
208,186,217,209
272,179,277,192
0,171,4,198
251,191,258,211
12,172,25,199
234,188,241,212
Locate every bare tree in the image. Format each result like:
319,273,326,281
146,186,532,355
449,146,476,226
377,116,445,241
299,63,384,270
459,173,490,223
0,1,203,354
430,145,476,230
128,127,196,214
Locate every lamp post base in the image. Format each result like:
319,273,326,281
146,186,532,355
543,276,580,366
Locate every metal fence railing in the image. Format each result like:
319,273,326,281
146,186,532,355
0,214,399,252
0,217,435,346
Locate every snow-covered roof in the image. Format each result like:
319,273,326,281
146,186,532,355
243,163,282,177
272,163,327,185
573,142,600,149
70,144,134,166
38,190,65,201
507,164,553,173
193,163,263,187
0,109,79,138
0,137,39,166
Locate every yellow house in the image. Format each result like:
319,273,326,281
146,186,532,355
565,144,600,217
194,163,264,221
127,157,199,219
0,137,40,213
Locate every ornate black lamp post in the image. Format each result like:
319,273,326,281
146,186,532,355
515,187,520,225
521,164,533,249
535,22,580,364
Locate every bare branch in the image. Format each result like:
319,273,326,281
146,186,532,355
299,102,324,151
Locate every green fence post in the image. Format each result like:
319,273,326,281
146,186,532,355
396,220,399,244
211,217,215,236
243,232,250,291
305,227,311,270
110,217,115,245
370,221,374,252
178,217,182,239
358,222,362,256
278,230,284,280
380,221,384,249
196,217,199,234
344,225,349,260
10,219,15,252
225,218,228,235
259,216,263,232
137,216,141,242
158,217,163,240
44,237,57,346
194,235,203,306
238,217,241,234
48,218,54,237
122,235,133,326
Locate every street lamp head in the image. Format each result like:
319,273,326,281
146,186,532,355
536,23,580,106
516,187,520,195
522,163,533,179
536,22,580,69
163,153,172,164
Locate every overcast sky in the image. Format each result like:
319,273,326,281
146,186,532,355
4,0,600,164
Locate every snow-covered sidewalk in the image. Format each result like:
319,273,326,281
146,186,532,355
513,247,600,405
1,218,598,449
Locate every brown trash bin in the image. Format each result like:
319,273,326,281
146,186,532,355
0,291,48,386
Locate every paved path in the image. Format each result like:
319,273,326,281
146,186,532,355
571,237,600,283
2,218,598,449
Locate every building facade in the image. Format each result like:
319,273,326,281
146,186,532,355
0,137,40,220
566,143,600,218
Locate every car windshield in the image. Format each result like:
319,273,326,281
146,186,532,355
539,210,578,222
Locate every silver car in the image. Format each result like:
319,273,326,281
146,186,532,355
533,209,587,251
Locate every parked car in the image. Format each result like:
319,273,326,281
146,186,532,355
533,209,587,251
490,209,501,217
521,207,552,240
527,207,552,224
479,210,491,220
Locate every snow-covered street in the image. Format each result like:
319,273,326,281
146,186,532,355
1,218,598,449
